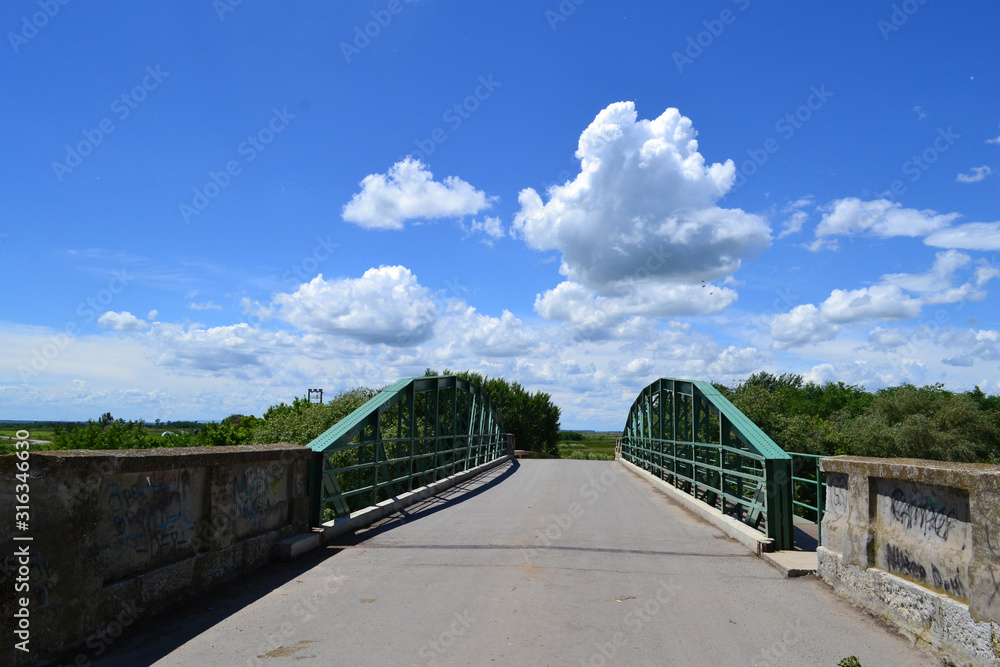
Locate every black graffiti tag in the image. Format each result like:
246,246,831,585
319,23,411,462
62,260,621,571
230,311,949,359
888,488,958,540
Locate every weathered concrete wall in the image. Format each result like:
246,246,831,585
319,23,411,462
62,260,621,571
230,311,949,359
819,456,1000,665
0,444,310,666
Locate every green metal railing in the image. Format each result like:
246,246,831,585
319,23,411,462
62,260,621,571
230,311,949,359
305,376,508,527
620,378,794,550
790,452,827,544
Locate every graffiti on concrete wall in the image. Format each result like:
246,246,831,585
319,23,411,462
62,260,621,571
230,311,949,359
825,474,848,517
883,543,926,581
101,471,196,564
887,487,963,541
233,464,285,528
1,552,59,614
874,479,972,602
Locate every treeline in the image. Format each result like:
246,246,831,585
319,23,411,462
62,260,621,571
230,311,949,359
10,371,561,456
717,372,1000,464
427,368,561,457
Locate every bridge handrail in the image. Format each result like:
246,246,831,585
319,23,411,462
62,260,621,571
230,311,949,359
620,377,795,550
305,375,508,526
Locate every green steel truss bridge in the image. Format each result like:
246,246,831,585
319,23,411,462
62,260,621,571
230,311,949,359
302,374,826,552
305,375,510,527
93,375,943,666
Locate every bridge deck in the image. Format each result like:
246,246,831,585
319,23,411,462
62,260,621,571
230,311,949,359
101,460,937,666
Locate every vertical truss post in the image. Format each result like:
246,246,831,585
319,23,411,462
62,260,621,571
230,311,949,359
764,457,794,551
308,450,324,528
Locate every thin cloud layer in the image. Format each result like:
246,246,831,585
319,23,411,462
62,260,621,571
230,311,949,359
342,158,493,230
768,251,997,348
811,198,958,249
956,165,991,183
98,311,150,331
926,222,1000,251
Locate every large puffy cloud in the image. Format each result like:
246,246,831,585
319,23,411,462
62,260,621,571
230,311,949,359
265,266,437,345
811,198,958,248
820,285,923,323
437,303,546,358
342,158,493,230
512,103,771,291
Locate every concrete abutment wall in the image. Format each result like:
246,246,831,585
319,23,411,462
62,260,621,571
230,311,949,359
819,456,1000,665
0,444,310,665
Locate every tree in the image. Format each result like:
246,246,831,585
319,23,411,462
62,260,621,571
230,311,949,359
428,369,562,456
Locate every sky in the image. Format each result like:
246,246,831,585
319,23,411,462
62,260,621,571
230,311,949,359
2,1,999,428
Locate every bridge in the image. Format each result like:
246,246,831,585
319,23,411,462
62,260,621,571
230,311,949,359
3,376,999,666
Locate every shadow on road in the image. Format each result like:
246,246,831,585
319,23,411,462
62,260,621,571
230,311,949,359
92,459,519,666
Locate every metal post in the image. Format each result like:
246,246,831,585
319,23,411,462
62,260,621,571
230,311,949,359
764,457,794,551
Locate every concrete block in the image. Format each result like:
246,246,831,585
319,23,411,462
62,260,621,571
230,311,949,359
275,532,322,560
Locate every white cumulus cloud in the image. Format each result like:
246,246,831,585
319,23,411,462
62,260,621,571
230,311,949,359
820,285,923,323
512,102,771,291
342,157,493,230
769,304,841,349
265,266,438,345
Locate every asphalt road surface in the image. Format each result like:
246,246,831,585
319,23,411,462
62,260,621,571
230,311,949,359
97,459,941,666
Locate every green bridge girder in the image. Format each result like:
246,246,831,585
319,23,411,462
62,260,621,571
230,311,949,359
305,375,508,527
620,377,795,550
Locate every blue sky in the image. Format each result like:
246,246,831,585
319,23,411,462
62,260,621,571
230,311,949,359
2,1,999,427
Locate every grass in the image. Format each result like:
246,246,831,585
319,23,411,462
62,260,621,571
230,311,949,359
0,427,58,442
558,431,618,461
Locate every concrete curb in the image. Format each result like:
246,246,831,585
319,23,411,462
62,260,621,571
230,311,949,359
617,457,775,554
762,550,818,577
276,455,514,559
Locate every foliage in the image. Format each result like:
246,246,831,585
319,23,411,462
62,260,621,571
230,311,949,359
250,388,380,446
723,372,1000,463
560,431,585,441
428,369,562,456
